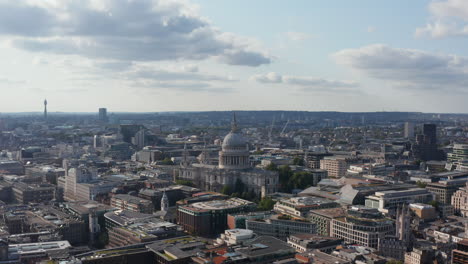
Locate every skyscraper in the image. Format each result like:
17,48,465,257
98,108,107,123
423,124,437,145
43,99,48,120
404,122,414,139
412,123,443,161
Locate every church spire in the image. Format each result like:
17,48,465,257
231,112,238,132
161,190,169,212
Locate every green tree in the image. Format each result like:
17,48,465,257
234,178,245,194
288,171,314,190
265,163,278,171
278,165,293,192
258,197,275,211
416,181,427,188
221,185,232,195
293,156,305,166
429,200,439,209
161,157,174,165
175,179,194,187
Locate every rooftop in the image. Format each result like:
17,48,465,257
185,198,254,211
236,236,295,258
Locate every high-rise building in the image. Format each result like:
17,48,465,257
98,108,107,123
132,129,147,150
423,124,437,145
412,123,443,161
404,122,414,139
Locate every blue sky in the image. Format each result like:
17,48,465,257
0,0,468,113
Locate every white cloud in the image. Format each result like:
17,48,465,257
333,44,468,91
250,72,357,91
0,0,271,66
416,0,468,38
285,31,314,41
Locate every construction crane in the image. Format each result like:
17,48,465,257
268,116,276,143
280,119,290,137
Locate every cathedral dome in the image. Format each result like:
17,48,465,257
222,132,247,149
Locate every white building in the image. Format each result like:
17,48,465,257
215,229,254,246
364,188,434,214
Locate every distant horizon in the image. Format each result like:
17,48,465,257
1,110,467,115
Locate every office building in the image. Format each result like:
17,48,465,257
404,122,414,139
308,207,347,236
453,239,468,264
364,188,434,214
107,219,178,248
330,206,394,249
273,197,338,219
227,211,274,229
426,179,466,204
320,158,347,178
111,194,154,214
246,214,317,241
0,160,25,175
287,234,343,253
12,182,56,204
412,123,443,161
177,198,255,236
98,108,107,123
215,229,254,246
452,182,468,217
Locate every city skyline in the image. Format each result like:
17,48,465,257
1,0,468,113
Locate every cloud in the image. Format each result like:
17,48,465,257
0,0,271,66
250,72,358,91
333,44,468,91
0,77,26,85
285,31,314,41
128,67,238,82
367,26,377,33
130,79,234,93
416,0,468,38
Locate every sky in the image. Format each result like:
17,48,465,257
1,0,468,113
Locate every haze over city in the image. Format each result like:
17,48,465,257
1,0,468,113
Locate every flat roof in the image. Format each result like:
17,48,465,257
187,198,254,211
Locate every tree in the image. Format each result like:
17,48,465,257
265,163,278,171
293,156,305,166
278,165,293,192
221,185,232,195
234,178,245,194
429,200,439,209
175,179,194,187
161,157,174,165
288,171,314,190
416,181,427,188
258,197,275,211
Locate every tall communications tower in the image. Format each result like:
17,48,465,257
44,99,48,120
